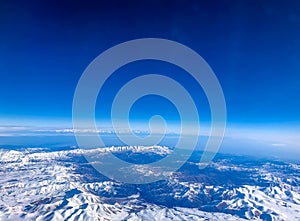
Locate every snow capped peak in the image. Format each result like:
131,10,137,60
0,146,299,220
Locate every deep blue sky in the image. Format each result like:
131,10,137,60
0,0,300,128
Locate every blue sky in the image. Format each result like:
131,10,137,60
0,1,300,155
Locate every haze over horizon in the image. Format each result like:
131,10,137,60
0,0,300,159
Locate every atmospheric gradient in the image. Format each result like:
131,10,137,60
0,1,300,220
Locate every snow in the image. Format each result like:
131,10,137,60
0,146,299,220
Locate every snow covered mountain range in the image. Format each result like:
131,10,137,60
0,146,299,220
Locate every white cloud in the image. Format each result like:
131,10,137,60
271,143,287,147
